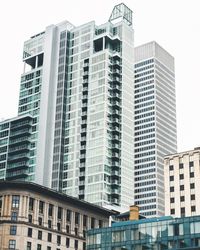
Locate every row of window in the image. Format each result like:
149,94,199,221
169,172,195,181
169,161,194,170
170,194,195,204
171,206,196,215
170,183,195,192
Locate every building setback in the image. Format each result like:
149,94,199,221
0,3,135,211
0,181,115,250
164,147,200,217
134,41,177,217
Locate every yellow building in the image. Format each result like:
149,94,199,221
0,181,114,250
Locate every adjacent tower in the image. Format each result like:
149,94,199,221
7,3,135,210
134,41,177,216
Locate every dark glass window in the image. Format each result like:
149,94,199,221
74,240,78,249
170,186,174,192
57,222,61,231
169,176,174,181
190,172,194,178
10,225,17,235
179,174,184,180
190,183,195,189
75,227,78,236
179,163,183,169
75,212,80,225
38,217,42,226
66,209,71,222
191,194,195,200
12,195,20,208
66,225,70,233
170,197,175,203
57,207,62,219
169,165,174,171
66,238,70,247
48,204,53,217
181,207,185,216
99,220,103,228
83,242,86,250
28,214,32,223
9,240,16,249
191,206,196,212
29,198,34,211
0,196,2,209
27,241,32,250
189,161,194,167
57,235,61,245
83,215,87,227
38,230,42,240
171,208,175,214
180,185,184,191
47,247,51,250
48,233,52,242
39,201,44,214
91,217,95,228
28,228,32,237
37,244,41,250
180,196,185,202
48,220,52,229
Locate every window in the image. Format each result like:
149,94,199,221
181,207,185,217
48,204,53,217
29,198,34,211
179,163,183,169
191,194,195,200
57,207,62,219
39,201,44,214
192,206,196,212
75,212,80,225
169,165,174,171
66,237,70,247
66,225,70,233
75,227,78,236
74,240,78,249
10,225,17,235
83,242,86,250
169,176,174,181
190,183,195,189
170,186,174,192
11,211,18,221
48,220,52,229
57,235,61,245
38,217,42,226
91,217,95,228
57,222,61,231
66,209,71,222
180,196,185,202
38,230,42,240
27,241,32,250
12,195,20,208
190,172,194,178
48,233,52,242
170,197,175,203
180,174,184,180
180,185,184,191
27,228,32,237
28,214,32,223
47,247,51,250
83,215,87,227
189,161,194,167
171,208,175,214
37,244,41,250
0,196,2,209
9,240,16,249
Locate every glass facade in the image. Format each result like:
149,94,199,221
87,215,200,250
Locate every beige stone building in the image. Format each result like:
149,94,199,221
0,181,114,250
164,147,200,217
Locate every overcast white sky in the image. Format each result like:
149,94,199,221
0,0,199,152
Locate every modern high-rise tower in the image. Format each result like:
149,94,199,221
134,41,177,217
0,3,135,211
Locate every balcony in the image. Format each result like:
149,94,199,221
10,129,31,138
7,153,29,163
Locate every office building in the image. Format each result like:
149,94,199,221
0,3,135,211
0,181,115,250
134,41,177,217
87,209,200,249
164,147,200,217
0,115,33,181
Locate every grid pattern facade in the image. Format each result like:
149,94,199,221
87,216,200,250
164,148,200,217
134,42,177,217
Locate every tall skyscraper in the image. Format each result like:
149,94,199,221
134,41,177,217
0,3,135,211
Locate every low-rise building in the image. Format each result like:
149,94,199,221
87,206,200,249
164,147,200,217
0,181,114,250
